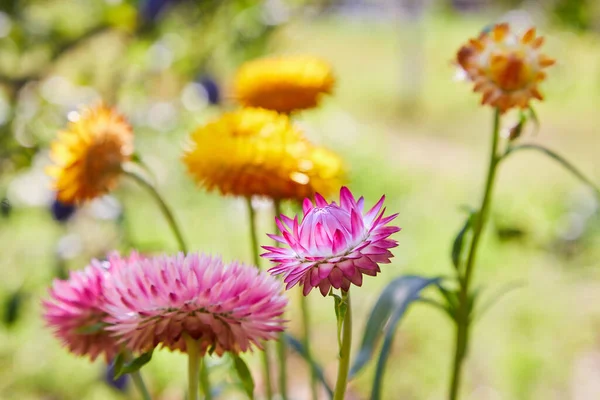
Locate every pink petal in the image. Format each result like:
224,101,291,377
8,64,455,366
329,268,344,289
337,259,356,278
331,229,347,254
318,263,334,279
364,195,385,225
350,208,365,238
302,198,313,214
266,234,287,244
315,222,332,250
340,186,356,210
314,192,328,208
319,280,331,296
280,215,295,230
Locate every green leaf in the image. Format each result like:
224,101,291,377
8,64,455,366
112,352,126,380
528,105,540,136
475,281,526,321
233,355,255,399
451,211,475,269
3,289,25,327
508,110,527,141
284,334,334,399
131,152,142,164
329,292,348,352
114,350,153,378
417,297,454,320
369,276,441,400
350,275,441,381
437,284,459,316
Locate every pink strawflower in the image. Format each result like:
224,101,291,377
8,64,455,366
102,253,287,356
42,260,116,361
262,187,401,296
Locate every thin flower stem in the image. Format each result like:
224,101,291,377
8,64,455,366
502,144,600,197
246,197,274,400
125,167,214,397
123,168,188,253
273,200,288,400
131,371,152,400
449,108,501,400
185,335,201,400
300,292,319,400
333,290,352,400
200,356,212,400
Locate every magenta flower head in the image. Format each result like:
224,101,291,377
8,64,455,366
41,253,139,362
263,187,401,296
102,253,287,356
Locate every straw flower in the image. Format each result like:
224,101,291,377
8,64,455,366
456,23,555,112
262,187,401,296
182,108,344,200
234,56,335,113
42,259,118,361
46,103,134,204
102,253,287,355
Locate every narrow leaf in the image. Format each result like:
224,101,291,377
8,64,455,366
112,352,126,380
115,350,153,378
370,276,441,400
284,334,334,399
330,293,347,352
350,275,440,379
528,105,540,136
3,289,25,327
437,284,459,315
451,211,475,269
233,355,255,399
475,281,526,321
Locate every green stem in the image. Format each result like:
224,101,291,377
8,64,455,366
131,371,152,400
333,291,352,400
123,168,188,253
502,144,600,197
185,336,200,400
449,108,501,400
300,292,319,400
245,197,274,400
273,200,288,400
200,356,212,400
126,167,214,398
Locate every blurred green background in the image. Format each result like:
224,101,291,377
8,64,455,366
1,0,600,399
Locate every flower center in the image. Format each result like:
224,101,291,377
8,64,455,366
85,132,127,184
488,51,534,92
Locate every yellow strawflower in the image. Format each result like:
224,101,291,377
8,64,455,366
182,108,344,200
234,56,335,113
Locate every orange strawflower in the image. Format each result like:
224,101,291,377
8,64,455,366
47,104,134,204
456,23,555,112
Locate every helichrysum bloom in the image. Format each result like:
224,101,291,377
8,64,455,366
102,253,287,355
43,261,117,361
234,56,335,113
456,23,555,112
182,108,344,200
262,187,401,296
46,103,134,204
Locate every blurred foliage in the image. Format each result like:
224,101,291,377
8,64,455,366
0,0,303,180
